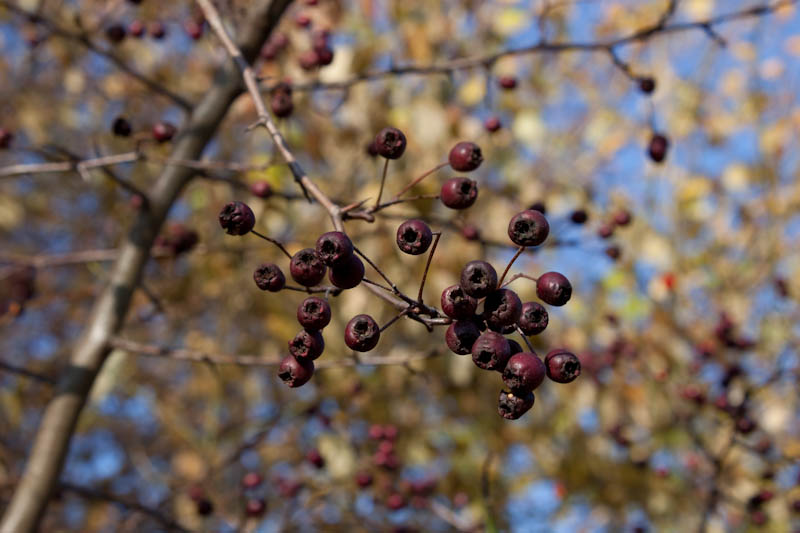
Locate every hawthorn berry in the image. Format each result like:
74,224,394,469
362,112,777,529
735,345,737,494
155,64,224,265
295,12,312,28
484,116,501,132
471,331,511,371
508,209,549,246
278,355,314,387
149,21,167,39
544,349,581,383
448,142,483,172
269,82,294,118
613,209,632,226
0,128,13,148
254,263,285,292
444,320,480,355
374,127,407,159
289,329,325,360
459,260,498,298
249,180,272,198
365,139,379,157
507,339,523,356
648,133,669,163
440,285,477,320
536,271,572,306
152,121,177,143
597,223,614,239
184,20,203,40
297,297,331,330
298,50,320,70
605,246,621,260
105,24,126,43
461,224,480,241
518,301,549,335
316,231,354,266
639,77,656,94
315,45,334,66
155,224,199,255
289,248,327,287
386,493,406,510
355,471,373,488
112,116,132,137
498,389,534,420
503,352,546,392
498,76,517,90
328,254,364,289
128,20,145,37
483,289,522,330
219,201,256,235
245,498,266,517
241,472,263,489
396,219,433,255
344,314,380,352
440,177,478,210
570,209,588,224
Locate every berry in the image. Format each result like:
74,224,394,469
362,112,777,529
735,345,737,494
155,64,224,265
536,271,572,306
315,45,334,66
482,289,522,329
195,498,214,516
328,254,364,289
298,50,320,70
128,20,145,37
219,201,256,235
544,349,581,383
155,223,199,255
613,209,632,226
289,249,327,287
638,77,656,94
344,314,380,352
386,493,406,510
184,20,203,40
461,224,480,241
297,297,331,330
528,201,546,214
459,260,498,298
570,209,588,224
188,486,206,502
440,285,477,320
604,246,621,260
245,498,266,517
249,180,273,198
152,121,177,143
105,24,126,43
254,263,285,292
597,223,614,239
518,302,548,335
365,139,379,157
288,329,325,360
112,116,132,137
471,331,511,371
507,339,523,356
242,472,263,489
498,76,517,90
0,128,13,148
508,210,549,246
149,22,167,39
269,82,293,118
295,12,312,28
444,320,480,355
315,231,354,266
448,142,483,172
368,424,384,439
648,133,669,163
440,177,478,209
306,448,325,468
374,127,407,159
498,389,534,420
502,352,546,392
278,355,314,387
396,219,433,255
484,116,501,132
355,471,373,488
382,425,398,440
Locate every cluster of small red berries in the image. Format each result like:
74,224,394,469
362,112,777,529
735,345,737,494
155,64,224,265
111,116,177,143
260,2,335,72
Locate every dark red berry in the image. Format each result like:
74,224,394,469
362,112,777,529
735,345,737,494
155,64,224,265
344,314,380,352
188,486,205,502
638,77,656,94
289,248,326,287
461,224,480,241
269,82,294,118
112,116,132,137
315,45,334,66
536,271,572,306
508,209,549,246
365,139,379,157
298,50,320,70
328,254,364,289
128,20,145,38
736,417,756,434
106,24,126,43
459,260,498,298
570,209,588,224
382,425,398,440
528,201,546,214
613,209,632,226
278,355,314,387
544,349,581,383
254,263,285,292
368,424,384,440
195,498,214,516
507,339,523,356
152,121,177,143
448,142,483,172
242,472,263,489
0,128,13,148
498,76,517,90
396,219,433,255
306,448,325,468
295,12,312,27
597,223,614,239
440,285,477,320
297,297,331,330
518,302,548,335
355,471,373,488
440,177,478,209
219,201,256,235
155,223,199,255
316,231,354,266
245,498,266,517
498,389,534,420
444,320,480,355
250,180,273,198
149,21,167,39
471,331,511,371
386,493,406,510
503,352,545,392
648,133,669,163
375,127,407,159
483,289,522,329
289,329,325,360
605,246,621,260
484,116,501,132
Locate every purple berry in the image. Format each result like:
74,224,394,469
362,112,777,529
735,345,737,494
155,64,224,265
112,116,132,137
498,76,517,90
315,231,354,266
288,329,325,360
344,314,380,352
278,355,314,387
219,201,255,235
297,297,331,330
484,116,501,133
440,285,477,320
374,127,407,159
445,320,481,355
152,121,176,142
448,142,483,172
254,263,285,292
269,82,294,118
639,77,656,94
290,248,326,287
483,289,522,330
396,219,433,255
502,352,546,391
518,302,548,335
536,271,572,306
648,133,669,163
245,498,266,517
570,209,588,224
328,254,364,289
440,177,478,209
544,349,581,383
471,331,511,371
498,389,534,420
250,180,273,198
459,260,498,298
507,339,523,356
508,210,549,247
106,24,126,43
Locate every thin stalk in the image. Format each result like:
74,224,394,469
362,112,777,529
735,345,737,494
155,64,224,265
417,232,442,303
497,246,526,288
250,230,292,259
375,158,390,208
392,161,448,200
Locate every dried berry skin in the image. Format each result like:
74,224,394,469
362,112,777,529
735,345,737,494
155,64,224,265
396,219,433,255
288,329,325,360
471,331,511,371
344,314,380,352
374,127,407,159
269,82,294,118
249,180,272,198
112,116,132,137
536,271,572,306
648,133,669,163
219,201,256,235
459,260,498,299
328,254,364,289
508,210,549,246
278,355,315,387
440,284,477,320
289,248,327,287
544,349,581,383
518,301,548,335
445,320,480,355
253,263,285,292
483,289,522,330
498,389,534,420
315,231,354,266
503,352,546,392
297,296,331,330
448,142,483,172
440,177,478,209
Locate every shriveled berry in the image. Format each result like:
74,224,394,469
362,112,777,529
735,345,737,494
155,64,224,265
289,329,325,360
316,231,354,266
648,133,669,163
297,297,331,330
440,285,477,320
290,248,326,287
639,77,656,94
498,76,517,90
484,116,501,132
503,352,546,392
445,320,480,355
570,209,588,224
396,219,433,255
250,180,272,198
152,121,177,142
245,498,266,517
112,116,132,137
498,389,534,420
374,127,407,159
269,82,294,118
155,223,199,255
254,263,285,292
471,331,511,371
483,289,522,329
544,349,581,383
518,302,548,335
315,44,334,66
448,142,483,172
440,177,478,209
219,201,255,235
106,24,126,43
508,209,549,246
459,260,498,298
242,472,263,489
536,271,572,306
278,355,314,387
344,314,380,352
328,254,364,289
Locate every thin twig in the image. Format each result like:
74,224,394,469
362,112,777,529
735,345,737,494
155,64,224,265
497,246,526,288
250,230,293,259
375,158,390,208
418,232,441,303
392,161,448,200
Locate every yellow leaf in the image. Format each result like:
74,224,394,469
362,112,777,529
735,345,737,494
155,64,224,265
458,75,486,107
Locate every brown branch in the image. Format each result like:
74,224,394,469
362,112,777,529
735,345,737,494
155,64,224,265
0,361,56,386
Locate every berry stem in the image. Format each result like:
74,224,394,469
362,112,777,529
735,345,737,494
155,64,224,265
417,232,442,303
250,230,292,259
379,309,408,333
515,326,536,352
362,277,395,293
354,246,398,292
497,246,526,288
391,161,448,200
500,272,538,289
374,158,390,208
